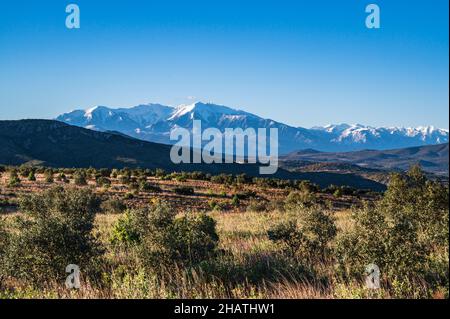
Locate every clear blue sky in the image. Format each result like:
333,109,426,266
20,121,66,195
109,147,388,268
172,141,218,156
0,0,448,128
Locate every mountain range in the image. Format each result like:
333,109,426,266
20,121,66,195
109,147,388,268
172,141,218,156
56,102,449,154
0,120,387,191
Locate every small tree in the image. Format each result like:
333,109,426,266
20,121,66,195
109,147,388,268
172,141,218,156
111,202,219,269
28,171,36,182
44,169,54,183
73,170,88,186
8,170,21,187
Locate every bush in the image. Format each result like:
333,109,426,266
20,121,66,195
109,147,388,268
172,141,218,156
18,165,32,178
73,171,88,186
57,173,70,183
28,171,36,181
298,180,319,193
210,174,234,185
209,200,228,211
111,202,219,269
231,195,240,207
234,191,257,200
333,188,343,198
110,210,141,245
336,166,449,297
174,186,195,196
1,186,103,285
268,221,308,257
98,168,111,178
285,190,316,208
139,181,162,193
8,170,21,187
268,208,336,261
44,169,54,183
96,176,111,188
101,198,127,214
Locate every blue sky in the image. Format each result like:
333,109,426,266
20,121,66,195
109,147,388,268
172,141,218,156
0,0,448,128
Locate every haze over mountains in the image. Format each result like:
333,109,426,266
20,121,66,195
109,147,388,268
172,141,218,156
57,102,449,154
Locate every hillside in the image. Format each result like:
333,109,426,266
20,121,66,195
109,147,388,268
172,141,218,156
281,143,449,176
0,120,386,190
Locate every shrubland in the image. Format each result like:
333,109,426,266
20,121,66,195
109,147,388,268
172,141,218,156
0,165,447,299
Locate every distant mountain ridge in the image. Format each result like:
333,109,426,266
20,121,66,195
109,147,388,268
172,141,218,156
281,143,449,176
57,102,449,154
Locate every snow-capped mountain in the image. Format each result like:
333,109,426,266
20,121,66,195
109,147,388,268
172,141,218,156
56,102,449,154
312,124,449,150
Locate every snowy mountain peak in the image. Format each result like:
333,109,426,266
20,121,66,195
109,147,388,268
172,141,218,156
169,102,245,121
56,102,449,154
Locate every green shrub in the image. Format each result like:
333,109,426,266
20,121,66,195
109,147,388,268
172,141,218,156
96,176,111,188
210,174,234,185
285,190,316,208
27,171,36,182
336,165,449,297
44,169,54,183
73,171,88,186
236,173,250,184
112,202,219,269
8,170,21,187
18,165,32,178
268,208,336,261
1,186,103,286
268,221,308,257
57,173,70,183
333,188,343,198
209,200,228,211
110,210,141,245
231,195,240,207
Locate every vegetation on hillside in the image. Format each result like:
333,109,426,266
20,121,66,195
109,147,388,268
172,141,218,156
0,165,448,299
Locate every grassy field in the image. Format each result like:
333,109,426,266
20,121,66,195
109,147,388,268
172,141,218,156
0,166,448,299
1,210,356,299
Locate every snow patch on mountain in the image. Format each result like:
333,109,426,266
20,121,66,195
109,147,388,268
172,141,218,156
56,102,449,154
